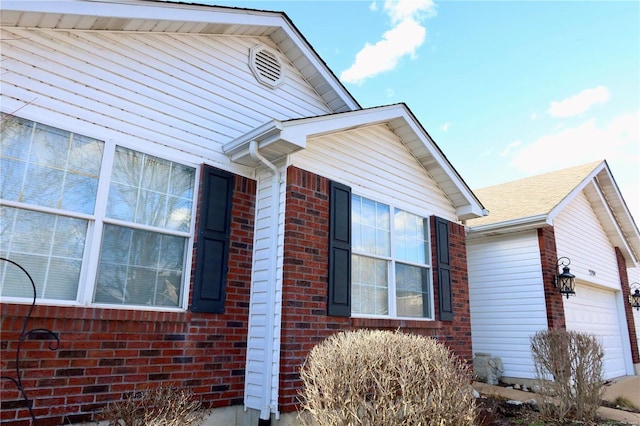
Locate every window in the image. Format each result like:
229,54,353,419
0,115,196,309
351,194,431,318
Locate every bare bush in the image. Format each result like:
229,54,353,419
100,386,206,426
530,329,605,423
298,329,475,426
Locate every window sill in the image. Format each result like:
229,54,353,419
350,317,443,330
0,302,190,323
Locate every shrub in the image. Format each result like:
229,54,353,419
530,329,605,422
100,386,206,426
298,329,475,426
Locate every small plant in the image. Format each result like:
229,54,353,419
298,329,475,426
530,329,604,423
612,396,638,411
100,386,206,426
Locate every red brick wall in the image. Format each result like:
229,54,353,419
615,247,640,364
0,173,256,426
537,226,566,329
429,217,473,362
278,166,473,413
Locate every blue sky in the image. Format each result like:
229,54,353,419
207,0,639,223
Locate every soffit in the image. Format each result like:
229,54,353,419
467,161,639,265
0,0,359,113
223,104,486,220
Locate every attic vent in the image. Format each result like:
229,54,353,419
250,45,284,88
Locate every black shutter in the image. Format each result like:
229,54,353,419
434,216,454,321
191,166,234,313
328,181,351,317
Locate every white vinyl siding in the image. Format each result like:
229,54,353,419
555,190,632,378
467,230,547,379
244,165,285,416
554,191,619,289
0,28,333,173
290,124,457,222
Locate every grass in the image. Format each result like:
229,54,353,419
611,396,638,412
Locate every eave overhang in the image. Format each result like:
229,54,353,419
223,104,487,221
0,0,360,114
466,214,551,240
468,161,639,266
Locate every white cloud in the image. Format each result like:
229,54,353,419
511,111,639,173
530,112,538,121
441,122,451,132
500,141,521,157
547,85,610,118
386,88,395,98
480,148,494,157
510,111,640,219
383,0,436,23
340,0,436,85
370,1,377,11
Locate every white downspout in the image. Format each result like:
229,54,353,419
249,140,281,420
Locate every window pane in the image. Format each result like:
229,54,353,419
1,114,32,160
396,263,429,318
0,206,86,300
352,254,389,315
95,224,185,307
352,195,390,256
394,209,429,264
107,147,195,231
0,116,103,214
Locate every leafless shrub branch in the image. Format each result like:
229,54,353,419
298,329,475,426
100,386,206,426
531,329,604,423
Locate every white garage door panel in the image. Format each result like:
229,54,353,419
564,285,626,379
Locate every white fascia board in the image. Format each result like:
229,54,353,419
1,1,283,26
1,0,360,113
586,175,640,267
547,161,605,224
456,205,490,221
394,107,486,219
546,161,639,265
223,120,284,157
275,25,359,112
280,105,403,136
467,214,551,239
281,105,485,218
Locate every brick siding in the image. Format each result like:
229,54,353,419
615,247,640,364
537,226,566,329
278,166,473,413
0,174,256,425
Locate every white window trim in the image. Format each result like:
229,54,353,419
1,119,201,312
351,195,434,321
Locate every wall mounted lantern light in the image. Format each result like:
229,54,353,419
629,282,640,311
555,257,576,299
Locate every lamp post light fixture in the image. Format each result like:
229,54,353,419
629,282,640,311
555,257,576,299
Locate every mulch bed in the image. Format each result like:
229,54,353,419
475,395,637,425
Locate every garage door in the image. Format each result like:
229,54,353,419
564,284,627,379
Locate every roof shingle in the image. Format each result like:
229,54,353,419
466,161,603,227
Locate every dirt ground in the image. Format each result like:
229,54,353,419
474,395,637,426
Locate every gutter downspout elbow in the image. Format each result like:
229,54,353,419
248,140,281,421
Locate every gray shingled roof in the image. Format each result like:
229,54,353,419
466,161,603,227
